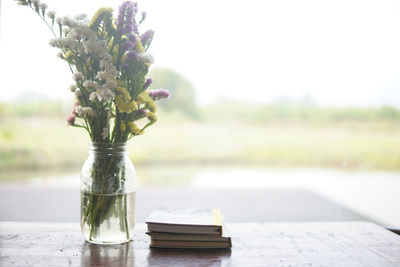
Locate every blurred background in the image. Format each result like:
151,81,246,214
1,0,400,227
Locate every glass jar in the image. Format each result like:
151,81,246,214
80,143,136,244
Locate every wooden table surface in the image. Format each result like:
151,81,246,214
1,221,400,266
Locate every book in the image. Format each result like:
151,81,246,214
147,232,229,242
149,239,232,249
146,208,223,235
145,208,232,249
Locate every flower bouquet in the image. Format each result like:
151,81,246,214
16,0,170,244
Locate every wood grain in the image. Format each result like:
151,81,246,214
1,222,399,266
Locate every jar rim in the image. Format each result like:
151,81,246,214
89,142,128,154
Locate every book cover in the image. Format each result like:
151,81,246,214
146,208,223,235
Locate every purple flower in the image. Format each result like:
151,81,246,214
140,11,147,23
126,51,137,60
140,30,154,48
116,1,139,36
142,78,152,90
148,89,171,101
128,33,137,42
122,41,135,52
120,63,129,70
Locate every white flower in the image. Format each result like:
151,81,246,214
101,127,108,139
61,16,76,27
49,38,61,48
69,84,77,92
32,0,39,4
89,88,114,103
39,3,47,9
56,18,62,25
75,14,87,21
104,79,117,89
73,72,84,82
47,11,56,19
89,92,96,102
75,106,96,117
101,88,115,103
137,53,154,64
95,71,108,80
83,80,99,90
100,60,118,76
74,88,81,97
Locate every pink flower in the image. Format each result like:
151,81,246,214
67,113,76,126
67,102,79,125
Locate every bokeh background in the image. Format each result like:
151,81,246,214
1,0,400,227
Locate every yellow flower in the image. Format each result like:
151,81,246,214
147,101,157,112
112,55,118,65
112,45,119,55
135,91,157,112
135,38,145,53
115,87,137,113
89,7,113,29
136,91,151,105
64,51,73,59
121,53,127,63
131,101,138,110
120,121,126,132
128,122,142,135
146,112,157,122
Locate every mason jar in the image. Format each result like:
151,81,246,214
80,142,136,244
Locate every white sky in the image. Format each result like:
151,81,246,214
1,0,400,106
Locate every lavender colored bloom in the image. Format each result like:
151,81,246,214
116,1,139,36
122,41,135,51
140,30,154,48
140,11,146,23
128,33,137,42
120,63,129,70
142,78,152,90
126,51,137,60
148,89,171,101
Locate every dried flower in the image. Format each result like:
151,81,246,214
75,106,96,117
67,113,76,125
148,89,171,101
15,0,169,143
101,127,108,139
47,10,55,19
140,30,154,49
69,84,77,92
75,88,82,97
137,53,154,64
73,72,84,82
122,41,135,52
146,111,157,122
142,78,152,90
127,122,141,135
116,1,138,36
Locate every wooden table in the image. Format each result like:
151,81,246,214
1,222,400,266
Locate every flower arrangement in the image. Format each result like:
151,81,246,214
16,0,170,143
15,0,170,244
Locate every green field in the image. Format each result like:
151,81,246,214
1,106,400,182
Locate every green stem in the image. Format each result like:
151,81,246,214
123,194,130,239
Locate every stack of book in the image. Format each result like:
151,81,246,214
145,208,232,249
